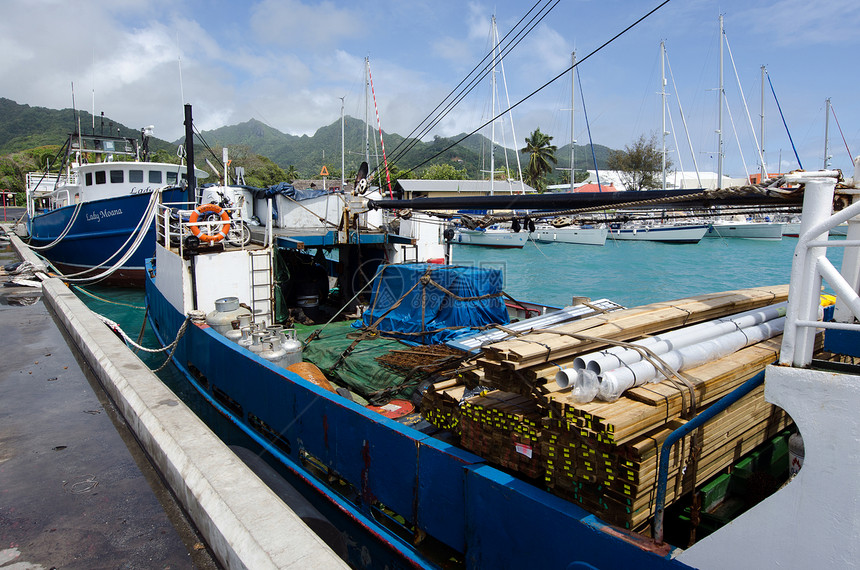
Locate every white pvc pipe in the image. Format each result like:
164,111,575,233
572,303,787,375
596,317,785,402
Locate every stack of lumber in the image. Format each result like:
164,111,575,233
419,286,809,531
475,285,789,395
420,378,467,432
459,390,543,479
542,383,792,529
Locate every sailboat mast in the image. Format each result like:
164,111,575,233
490,16,497,197
661,41,667,191
760,65,766,181
824,97,831,169
570,51,576,191
364,57,370,165
717,15,724,190
340,96,345,190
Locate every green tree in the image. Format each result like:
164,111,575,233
421,163,467,180
520,128,557,193
607,133,670,191
285,165,299,182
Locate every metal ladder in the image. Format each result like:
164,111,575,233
249,249,274,326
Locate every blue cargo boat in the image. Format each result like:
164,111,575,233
143,165,860,568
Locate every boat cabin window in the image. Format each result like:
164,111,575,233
85,172,93,186
129,170,144,183
167,172,178,185
110,170,124,184
95,171,106,185
149,171,163,184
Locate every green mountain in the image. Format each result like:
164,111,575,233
0,97,613,183
0,98,175,156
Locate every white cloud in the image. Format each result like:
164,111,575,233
249,0,364,48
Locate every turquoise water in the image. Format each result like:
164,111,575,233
451,236,845,308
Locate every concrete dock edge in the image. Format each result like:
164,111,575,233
8,231,347,569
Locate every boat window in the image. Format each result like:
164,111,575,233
129,169,144,183
85,172,93,186
110,170,124,183
95,171,106,185
167,172,178,184
149,170,162,184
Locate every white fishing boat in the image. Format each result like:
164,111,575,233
452,226,527,248
531,224,607,245
607,222,708,244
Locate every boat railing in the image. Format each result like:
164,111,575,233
156,201,251,256
780,170,860,367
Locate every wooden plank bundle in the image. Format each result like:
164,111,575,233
542,385,792,529
459,390,543,479
420,378,466,432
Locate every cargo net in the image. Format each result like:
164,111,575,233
357,263,512,346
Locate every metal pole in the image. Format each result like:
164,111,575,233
823,98,831,170
490,16,497,196
760,65,767,181
570,51,576,190
184,104,196,204
340,96,345,191
661,41,667,191
717,15,724,189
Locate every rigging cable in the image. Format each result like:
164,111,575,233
765,70,803,170
829,103,854,163
388,0,673,179
382,0,553,163
381,0,563,170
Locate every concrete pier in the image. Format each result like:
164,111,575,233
1,226,347,569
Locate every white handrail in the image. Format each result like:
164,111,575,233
781,172,860,367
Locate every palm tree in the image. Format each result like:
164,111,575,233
285,165,299,182
520,128,557,193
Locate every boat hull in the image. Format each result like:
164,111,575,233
453,228,527,248
27,189,186,286
608,224,708,244
531,226,608,245
144,253,687,568
705,222,783,240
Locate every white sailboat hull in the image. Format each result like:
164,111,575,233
531,226,607,246
453,228,527,248
705,222,783,240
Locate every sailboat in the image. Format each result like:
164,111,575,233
453,16,529,249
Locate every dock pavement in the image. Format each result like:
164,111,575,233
0,224,347,569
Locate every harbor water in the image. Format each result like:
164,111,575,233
452,236,845,308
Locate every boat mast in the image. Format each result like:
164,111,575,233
661,40,667,191
717,14,724,190
184,104,196,204
490,16,497,197
340,96,345,190
364,57,370,166
760,65,767,181
570,51,576,191
823,97,831,169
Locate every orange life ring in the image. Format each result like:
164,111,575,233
189,203,231,243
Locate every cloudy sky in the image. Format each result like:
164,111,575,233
3,0,859,178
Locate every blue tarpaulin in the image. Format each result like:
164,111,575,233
255,182,329,201
358,263,509,345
